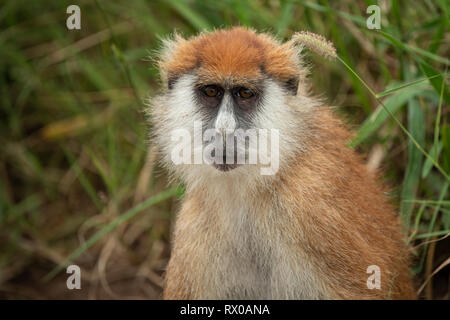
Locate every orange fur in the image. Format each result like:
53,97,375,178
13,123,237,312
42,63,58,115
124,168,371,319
160,27,302,87
276,108,416,299
153,27,416,300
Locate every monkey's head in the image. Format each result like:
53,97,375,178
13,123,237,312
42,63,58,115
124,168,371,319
149,27,322,186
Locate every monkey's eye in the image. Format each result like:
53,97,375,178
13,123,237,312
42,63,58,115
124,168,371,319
202,85,222,98
236,87,254,99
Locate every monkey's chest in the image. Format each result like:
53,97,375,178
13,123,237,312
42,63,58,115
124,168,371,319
217,221,272,299
205,209,326,299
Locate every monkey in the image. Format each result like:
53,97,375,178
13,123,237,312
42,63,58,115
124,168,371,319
148,27,416,299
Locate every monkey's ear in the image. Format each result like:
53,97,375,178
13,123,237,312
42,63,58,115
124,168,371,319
167,73,179,90
284,77,300,96
281,31,336,96
156,32,187,90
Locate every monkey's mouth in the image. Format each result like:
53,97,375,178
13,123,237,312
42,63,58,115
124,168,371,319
213,163,238,172
212,153,239,172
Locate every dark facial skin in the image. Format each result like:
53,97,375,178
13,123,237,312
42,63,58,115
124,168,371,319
189,76,298,124
166,74,298,172
191,82,262,172
194,83,262,124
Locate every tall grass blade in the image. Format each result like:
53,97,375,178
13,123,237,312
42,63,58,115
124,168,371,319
44,186,183,281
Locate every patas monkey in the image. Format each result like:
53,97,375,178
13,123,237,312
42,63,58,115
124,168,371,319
148,27,415,299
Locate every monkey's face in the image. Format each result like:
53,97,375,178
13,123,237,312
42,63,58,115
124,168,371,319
192,73,287,172
150,27,314,181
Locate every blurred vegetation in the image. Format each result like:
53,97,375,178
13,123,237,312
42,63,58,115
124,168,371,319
0,0,449,299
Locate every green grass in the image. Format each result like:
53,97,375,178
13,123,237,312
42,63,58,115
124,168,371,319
0,0,449,299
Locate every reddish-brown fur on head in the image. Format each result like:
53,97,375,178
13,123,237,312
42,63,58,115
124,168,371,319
159,27,302,87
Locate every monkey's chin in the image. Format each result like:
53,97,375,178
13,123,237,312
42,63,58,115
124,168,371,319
212,163,239,172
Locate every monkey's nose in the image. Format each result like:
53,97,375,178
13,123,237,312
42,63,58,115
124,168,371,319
214,108,237,134
215,122,236,137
